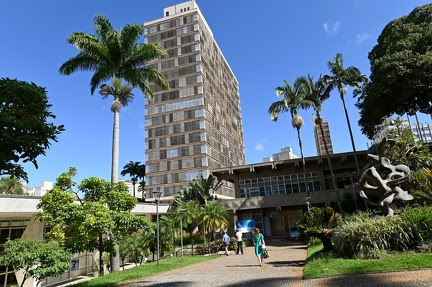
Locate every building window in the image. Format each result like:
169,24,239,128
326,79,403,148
166,11,169,16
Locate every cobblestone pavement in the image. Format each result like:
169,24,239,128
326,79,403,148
305,269,432,287
120,237,307,287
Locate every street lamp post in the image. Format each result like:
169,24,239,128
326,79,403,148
178,208,186,258
153,191,161,265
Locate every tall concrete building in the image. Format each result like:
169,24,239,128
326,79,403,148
313,116,333,156
373,117,432,145
144,1,245,198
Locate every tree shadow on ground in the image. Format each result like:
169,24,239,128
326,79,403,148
223,277,295,287
267,260,305,267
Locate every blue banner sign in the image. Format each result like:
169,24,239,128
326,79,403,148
236,220,255,233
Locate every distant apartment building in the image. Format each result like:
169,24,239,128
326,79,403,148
25,181,53,197
144,1,246,198
313,116,333,156
373,117,432,144
263,146,298,162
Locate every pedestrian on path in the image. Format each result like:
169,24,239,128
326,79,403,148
252,227,265,267
222,232,230,256
235,229,243,255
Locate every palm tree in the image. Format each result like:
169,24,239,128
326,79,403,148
121,161,141,198
99,79,134,183
136,163,146,200
175,201,201,236
59,15,169,184
160,215,179,256
0,176,24,195
201,202,229,253
303,75,342,212
269,77,314,198
297,206,341,251
323,53,367,175
173,175,222,207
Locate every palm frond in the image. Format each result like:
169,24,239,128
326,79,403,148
268,100,287,121
93,15,114,45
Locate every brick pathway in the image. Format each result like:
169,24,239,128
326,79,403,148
120,237,307,287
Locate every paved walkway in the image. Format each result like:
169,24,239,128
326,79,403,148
120,236,307,287
68,237,432,287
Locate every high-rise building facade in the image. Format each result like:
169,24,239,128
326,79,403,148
373,117,432,144
313,116,333,156
144,1,246,198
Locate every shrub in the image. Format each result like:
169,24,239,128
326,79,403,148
333,215,412,258
297,207,341,251
400,206,432,246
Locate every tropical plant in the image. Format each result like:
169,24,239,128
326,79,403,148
379,118,432,203
303,75,341,211
59,14,169,185
173,174,222,207
121,161,141,198
333,214,411,258
161,214,179,256
400,206,432,246
0,176,24,195
175,201,202,236
0,239,72,287
201,202,228,238
0,78,64,180
297,207,341,251
269,77,315,198
323,53,367,175
120,232,149,267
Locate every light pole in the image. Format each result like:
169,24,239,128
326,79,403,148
178,208,186,257
153,191,161,265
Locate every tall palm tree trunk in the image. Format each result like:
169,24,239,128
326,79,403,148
111,110,119,183
111,109,121,271
296,127,310,199
316,114,342,212
340,93,360,176
132,181,136,198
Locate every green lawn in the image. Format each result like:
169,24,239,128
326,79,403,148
72,255,218,287
304,243,432,279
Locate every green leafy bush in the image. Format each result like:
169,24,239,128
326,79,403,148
400,206,432,246
333,215,412,258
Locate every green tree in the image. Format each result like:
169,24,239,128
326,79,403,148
37,168,149,275
269,77,314,198
379,118,432,204
59,15,169,186
0,176,24,195
121,161,141,198
357,4,432,139
303,75,342,211
175,201,201,236
136,163,146,200
160,214,179,256
297,207,341,251
99,79,134,184
0,239,71,287
173,175,222,206
120,232,149,267
323,53,367,175
201,202,228,250
0,78,64,181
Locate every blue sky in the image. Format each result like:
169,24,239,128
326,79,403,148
1,0,431,188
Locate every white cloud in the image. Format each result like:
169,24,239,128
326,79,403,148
255,143,264,151
323,21,341,35
354,33,372,46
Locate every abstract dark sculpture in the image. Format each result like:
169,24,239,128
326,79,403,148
359,138,413,216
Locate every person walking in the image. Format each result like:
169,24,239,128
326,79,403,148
252,227,266,267
235,229,243,255
222,232,230,256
